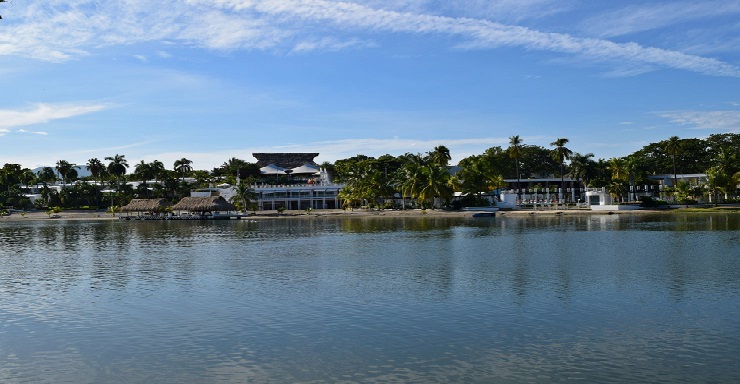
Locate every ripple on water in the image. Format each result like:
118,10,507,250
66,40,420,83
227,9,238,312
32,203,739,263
0,216,738,383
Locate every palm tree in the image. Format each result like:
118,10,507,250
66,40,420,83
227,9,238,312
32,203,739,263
714,147,737,176
569,152,595,194
86,158,106,208
87,158,106,186
149,160,165,183
430,145,451,167
0,164,22,194
219,157,249,181
550,138,572,202
417,163,453,208
230,180,258,213
174,158,193,182
55,160,77,185
508,135,523,202
607,157,627,202
21,169,37,189
105,154,129,197
397,153,426,208
134,160,154,197
706,167,728,204
665,136,680,188
37,167,57,185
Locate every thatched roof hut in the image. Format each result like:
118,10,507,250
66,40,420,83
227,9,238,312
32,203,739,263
253,153,319,168
121,198,171,213
171,196,237,213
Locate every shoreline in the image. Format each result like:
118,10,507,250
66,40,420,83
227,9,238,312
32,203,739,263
2,206,738,222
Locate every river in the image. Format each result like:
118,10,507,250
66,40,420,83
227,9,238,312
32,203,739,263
1,213,738,383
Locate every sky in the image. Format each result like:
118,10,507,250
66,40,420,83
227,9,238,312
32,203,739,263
1,0,739,171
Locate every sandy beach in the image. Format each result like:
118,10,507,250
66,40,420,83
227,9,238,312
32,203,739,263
2,206,721,222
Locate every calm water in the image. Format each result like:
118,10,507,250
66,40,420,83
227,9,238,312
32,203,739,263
1,214,738,383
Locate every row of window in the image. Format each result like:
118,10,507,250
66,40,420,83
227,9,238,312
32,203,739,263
257,190,339,199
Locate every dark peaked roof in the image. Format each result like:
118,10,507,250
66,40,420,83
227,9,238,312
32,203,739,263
171,196,236,212
253,153,319,168
121,198,171,212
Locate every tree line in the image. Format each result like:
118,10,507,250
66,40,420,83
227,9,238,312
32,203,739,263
0,133,738,211
0,156,262,211
330,133,738,208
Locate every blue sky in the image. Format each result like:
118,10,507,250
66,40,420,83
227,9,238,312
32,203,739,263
1,0,738,170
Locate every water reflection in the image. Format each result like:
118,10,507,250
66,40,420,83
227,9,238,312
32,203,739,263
0,214,738,383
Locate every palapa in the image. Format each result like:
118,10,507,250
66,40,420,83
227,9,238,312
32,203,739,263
171,196,237,213
252,153,319,168
121,198,171,213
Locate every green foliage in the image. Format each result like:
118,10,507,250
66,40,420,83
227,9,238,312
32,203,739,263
212,158,261,183
46,206,62,217
230,180,258,213
33,199,45,210
2,132,737,215
639,196,668,207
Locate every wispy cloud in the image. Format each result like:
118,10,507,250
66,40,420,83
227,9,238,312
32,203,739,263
2,0,738,76
144,137,514,169
435,0,573,23
580,1,740,38
291,37,376,53
18,129,49,136
655,110,740,132
0,103,108,130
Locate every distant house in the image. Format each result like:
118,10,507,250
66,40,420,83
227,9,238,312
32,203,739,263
191,153,344,211
648,174,708,188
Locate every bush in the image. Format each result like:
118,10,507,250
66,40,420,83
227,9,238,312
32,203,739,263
639,196,669,207
33,199,46,210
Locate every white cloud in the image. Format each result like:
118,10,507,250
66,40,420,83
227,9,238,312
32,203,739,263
291,37,376,53
140,137,513,170
656,110,740,131
18,129,49,135
435,0,574,23
0,103,108,130
580,1,740,38
1,0,737,76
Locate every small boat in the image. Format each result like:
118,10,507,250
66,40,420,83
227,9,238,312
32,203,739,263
462,206,499,212
463,207,499,218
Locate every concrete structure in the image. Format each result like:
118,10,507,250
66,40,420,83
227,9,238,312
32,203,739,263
503,177,582,203
585,188,642,211
254,183,343,210
648,174,708,188
585,188,613,206
191,160,344,211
